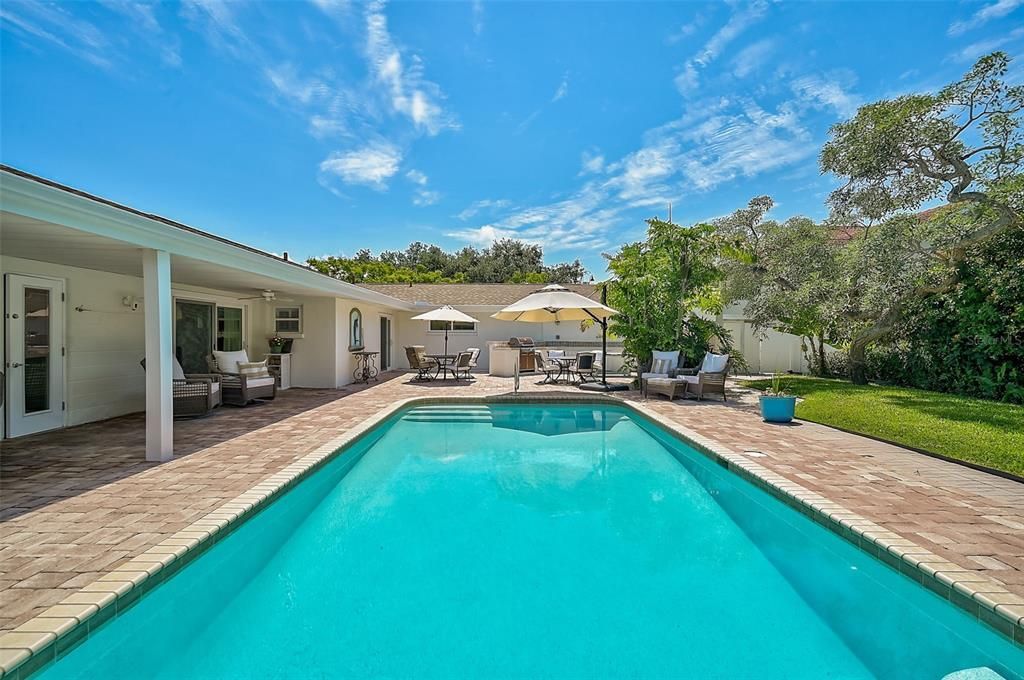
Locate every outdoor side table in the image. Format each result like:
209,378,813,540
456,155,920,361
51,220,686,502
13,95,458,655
351,351,379,384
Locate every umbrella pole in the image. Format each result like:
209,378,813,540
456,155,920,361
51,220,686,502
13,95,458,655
579,285,628,392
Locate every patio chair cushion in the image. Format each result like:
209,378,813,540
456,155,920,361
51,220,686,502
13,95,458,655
651,357,674,374
173,358,186,381
678,375,700,384
652,350,680,370
238,360,271,379
209,382,221,395
701,352,729,373
244,376,276,388
213,349,250,374
547,349,564,358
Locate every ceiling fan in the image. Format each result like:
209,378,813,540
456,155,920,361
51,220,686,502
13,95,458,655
238,289,295,302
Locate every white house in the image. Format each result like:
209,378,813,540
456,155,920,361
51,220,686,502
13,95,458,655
1,166,812,460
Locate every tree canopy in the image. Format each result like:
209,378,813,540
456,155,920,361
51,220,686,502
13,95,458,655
307,238,587,285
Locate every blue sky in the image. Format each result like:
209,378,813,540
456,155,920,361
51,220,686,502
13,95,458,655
2,0,1022,276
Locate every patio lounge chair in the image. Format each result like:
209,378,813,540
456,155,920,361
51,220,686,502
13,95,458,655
676,352,731,401
453,351,474,380
207,350,277,406
140,357,222,418
405,345,438,381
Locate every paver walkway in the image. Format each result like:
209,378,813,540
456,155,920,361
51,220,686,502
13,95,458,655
2,372,1022,634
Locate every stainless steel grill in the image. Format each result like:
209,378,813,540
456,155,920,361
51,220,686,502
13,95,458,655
507,337,535,348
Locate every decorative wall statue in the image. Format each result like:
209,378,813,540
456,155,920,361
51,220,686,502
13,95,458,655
349,308,363,350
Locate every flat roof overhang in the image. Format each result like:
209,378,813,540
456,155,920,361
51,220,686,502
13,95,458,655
0,167,414,309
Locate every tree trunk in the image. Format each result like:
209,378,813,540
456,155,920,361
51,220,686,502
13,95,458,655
817,335,830,377
847,307,901,385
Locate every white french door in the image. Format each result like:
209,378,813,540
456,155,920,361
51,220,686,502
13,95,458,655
4,274,66,437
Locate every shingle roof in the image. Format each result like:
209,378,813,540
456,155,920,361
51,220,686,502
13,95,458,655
359,283,600,306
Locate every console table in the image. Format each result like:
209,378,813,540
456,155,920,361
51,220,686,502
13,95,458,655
351,350,379,384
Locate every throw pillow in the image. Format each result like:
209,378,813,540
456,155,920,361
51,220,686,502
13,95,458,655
237,361,271,379
212,349,250,374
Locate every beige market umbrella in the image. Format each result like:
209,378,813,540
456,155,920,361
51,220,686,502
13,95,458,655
411,305,480,357
492,284,626,391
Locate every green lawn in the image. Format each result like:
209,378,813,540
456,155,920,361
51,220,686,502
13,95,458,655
739,376,1024,478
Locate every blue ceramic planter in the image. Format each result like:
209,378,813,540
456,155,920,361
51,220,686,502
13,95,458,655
760,395,797,423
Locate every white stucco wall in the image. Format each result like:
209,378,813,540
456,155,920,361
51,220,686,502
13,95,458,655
1,256,266,433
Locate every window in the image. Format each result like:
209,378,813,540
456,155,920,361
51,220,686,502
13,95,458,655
429,320,477,333
275,306,302,334
217,307,244,351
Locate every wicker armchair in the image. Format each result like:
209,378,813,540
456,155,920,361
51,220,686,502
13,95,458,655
139,358,221,418
206,352,277,406
676,352,731,401
405,345,438,381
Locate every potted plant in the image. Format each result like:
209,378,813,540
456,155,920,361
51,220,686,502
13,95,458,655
759,373,797,423
268,334,286,354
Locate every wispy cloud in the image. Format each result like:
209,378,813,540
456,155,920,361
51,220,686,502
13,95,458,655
1,1,112,69
471,0,484,36
731,38,775,78
675,1,768,95
580,149,605,175
363,0,457,135
180,0,252,59
103,1,181,67
319,140,402,189
456,199,512,221
552,72,569,102
790,72,861,118
666,13,706,45
948,27,1024,63
948,0,1023,36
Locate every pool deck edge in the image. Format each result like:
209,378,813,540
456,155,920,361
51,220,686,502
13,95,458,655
2,394,1021,677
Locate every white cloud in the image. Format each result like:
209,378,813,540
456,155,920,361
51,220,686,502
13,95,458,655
319,141,402,189
447,224,521,247
265,63,329,105
666,14,705,45
791,72,861,118
948,27,1024,63
675,1,768,95
580,149,605,175
180,0,251,58
731,38,775,78
471,0,484,36
948,0,1023,35
0,1,113,68
552,72,569,102
413,189,441,206
364,0,457,135
456,199,512,221
406,169,428,185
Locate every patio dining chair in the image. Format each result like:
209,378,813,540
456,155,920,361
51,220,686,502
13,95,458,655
405,345,438,381
466,347,481,371
535,349,561,384
575,352,597,383
140,357,221,418
207,350,277,406
453,351,474,380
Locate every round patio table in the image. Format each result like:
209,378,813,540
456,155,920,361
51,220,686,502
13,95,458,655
427,354,458,380
551,356,578,384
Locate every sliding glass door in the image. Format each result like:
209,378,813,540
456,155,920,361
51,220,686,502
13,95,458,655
174,300,214,374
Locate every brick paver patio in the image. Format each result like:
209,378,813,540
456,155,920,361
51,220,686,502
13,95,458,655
2,371,1022,635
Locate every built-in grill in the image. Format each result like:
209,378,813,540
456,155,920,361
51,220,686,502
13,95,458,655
507,337,537,371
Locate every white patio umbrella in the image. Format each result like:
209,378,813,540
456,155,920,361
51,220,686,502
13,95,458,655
410,305,480,357
492,284,626,391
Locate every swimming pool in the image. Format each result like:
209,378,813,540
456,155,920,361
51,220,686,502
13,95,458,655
34,403,1024,679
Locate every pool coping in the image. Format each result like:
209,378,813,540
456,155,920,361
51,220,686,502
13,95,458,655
2,394,1022,678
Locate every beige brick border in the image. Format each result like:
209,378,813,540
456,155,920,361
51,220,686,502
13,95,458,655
2,394,1021,678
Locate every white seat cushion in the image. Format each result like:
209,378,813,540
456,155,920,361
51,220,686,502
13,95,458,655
641,372,669,380
209,382,220,395
547,349,564,358
245,376,276,388
213,349,250,374
679,375,700,384
701,352,729,373
172,358,186,381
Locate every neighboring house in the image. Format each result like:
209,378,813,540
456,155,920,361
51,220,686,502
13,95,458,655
1,166,812,458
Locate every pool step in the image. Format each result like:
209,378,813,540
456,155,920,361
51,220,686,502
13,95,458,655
403,406,493,424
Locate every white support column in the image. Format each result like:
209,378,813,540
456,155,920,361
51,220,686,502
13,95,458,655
143,249,173,461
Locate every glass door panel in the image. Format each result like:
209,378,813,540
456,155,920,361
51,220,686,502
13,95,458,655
217,307,244,351
23,287,51,413
175,301,215,374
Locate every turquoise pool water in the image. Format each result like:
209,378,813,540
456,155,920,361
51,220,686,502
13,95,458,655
37,404,1024,679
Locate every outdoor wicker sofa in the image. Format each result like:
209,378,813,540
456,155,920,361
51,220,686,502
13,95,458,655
643,352,731,402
